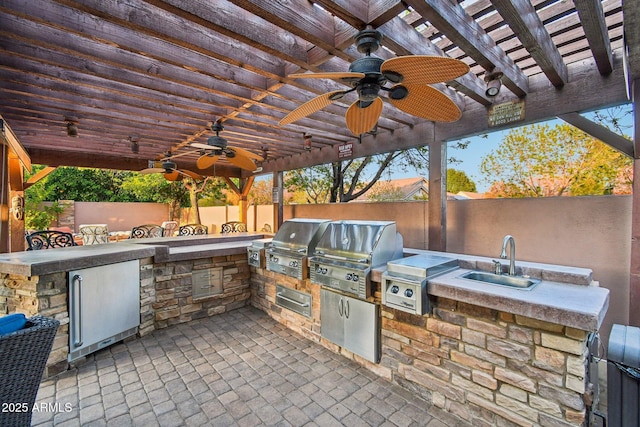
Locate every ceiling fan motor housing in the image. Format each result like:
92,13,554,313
162,160,177,171
207,135,228,149
349,56,386,101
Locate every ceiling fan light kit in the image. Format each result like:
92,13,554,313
279,28,470,135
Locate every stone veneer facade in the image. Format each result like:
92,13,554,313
249,262,593,427
0,252,251,377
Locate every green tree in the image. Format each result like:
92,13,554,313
24,166,68,230
447,169,477,193
36,167,138,202
480,123,632,198
121,173,190,219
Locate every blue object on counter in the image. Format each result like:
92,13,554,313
0,313,27,335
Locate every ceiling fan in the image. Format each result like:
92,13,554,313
140,158,203,181
191,121,263,171
279,28,470,135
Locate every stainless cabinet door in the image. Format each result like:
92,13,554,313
344,296,380,363
320,289,344,345
69,260,140,357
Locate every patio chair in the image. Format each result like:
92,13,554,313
78,224,109,245
0,315,60,427
261,223,272,233
161,221,178,237
178,224,208,236
25,230,78,250
129,224,164,239
220,221,247,233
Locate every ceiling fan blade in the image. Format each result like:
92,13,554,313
381,56,469,85
226,150,257,171
179,169,204,180
279,90,345,126
388,84,461,122
197,154,220,169
164,171,182,181
191,142,217,150
230,146,263,161
140,167,164,174
289,72,365,81
345,97,383,135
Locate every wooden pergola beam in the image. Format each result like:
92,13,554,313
492,0,568,87
404,0,528,97
574,0,613,75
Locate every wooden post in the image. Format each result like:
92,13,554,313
223,176,254,227
629,80,640,327
428,140,447,251
272,171,283,232
0,143,8,253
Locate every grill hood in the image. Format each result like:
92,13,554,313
313,220,402,266
270,218,331,255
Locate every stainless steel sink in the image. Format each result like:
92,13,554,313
460,271,540,290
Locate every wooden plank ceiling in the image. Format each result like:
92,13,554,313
0,0,634,179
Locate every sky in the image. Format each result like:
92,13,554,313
388,103,634,193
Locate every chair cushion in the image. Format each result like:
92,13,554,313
0,313,27,335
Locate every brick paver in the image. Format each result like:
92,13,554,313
32,307,466,426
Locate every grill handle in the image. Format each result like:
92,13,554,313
276,292,310,308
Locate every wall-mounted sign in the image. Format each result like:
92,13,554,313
337,142,353,158
488,100,525,127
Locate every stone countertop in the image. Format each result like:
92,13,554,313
0,243,156,276
373,250,609,332
0,233,269,276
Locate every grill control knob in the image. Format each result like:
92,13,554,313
321,268,327,274
272,257,279,263
316,266,323,273
345,273,353,281
352,274,359,282
289,260,298,267
391,285,399,294
404,289,414,298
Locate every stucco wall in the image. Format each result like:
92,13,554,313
73,202,169,233
285,195,632,344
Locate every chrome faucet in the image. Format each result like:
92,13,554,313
500,235,516,276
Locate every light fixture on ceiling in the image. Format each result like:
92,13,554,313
130,136,140,154
303,133,312,150
65,116,78,137
484,69,504,97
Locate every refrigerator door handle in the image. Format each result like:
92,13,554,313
71,274,83,347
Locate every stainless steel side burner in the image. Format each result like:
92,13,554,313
382,254,459,315
266,219,331,279
247,238,272,268
310,220,403,300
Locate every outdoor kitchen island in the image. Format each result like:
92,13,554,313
250,244,610,427
0,232,609,427
0,233,266,376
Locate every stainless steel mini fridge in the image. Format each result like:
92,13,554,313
68,260,140,362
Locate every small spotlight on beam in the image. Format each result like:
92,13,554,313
484,69,504,97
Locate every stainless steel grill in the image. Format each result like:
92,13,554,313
266,219,331,279
382,254,459,315
310,220,403,300
247,238,272,268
